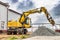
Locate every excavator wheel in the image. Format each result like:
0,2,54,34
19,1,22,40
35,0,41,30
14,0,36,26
22,28,28,34
7,27,17,35
13,30,17,35
17,28,22,34
18,30,22,35
7,30,12,35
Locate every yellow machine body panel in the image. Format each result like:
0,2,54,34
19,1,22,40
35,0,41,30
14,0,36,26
8,17,31,28
8,20,22,28
8,21,30,28
23,24,31,28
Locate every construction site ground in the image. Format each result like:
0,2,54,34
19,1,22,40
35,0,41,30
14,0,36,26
0,34,26,40
0,35,60,40
1,26,60,40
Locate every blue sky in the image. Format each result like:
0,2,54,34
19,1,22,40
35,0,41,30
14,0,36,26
0,0,60,24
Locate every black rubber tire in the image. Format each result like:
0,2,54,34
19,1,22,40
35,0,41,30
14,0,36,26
18,32,22,34
13,31,17,35
22,28,28,34
7,31,12,35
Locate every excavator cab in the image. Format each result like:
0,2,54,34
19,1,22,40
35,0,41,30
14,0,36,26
24,17,31,28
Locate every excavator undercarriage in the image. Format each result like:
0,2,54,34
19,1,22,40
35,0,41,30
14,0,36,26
7,27,28,35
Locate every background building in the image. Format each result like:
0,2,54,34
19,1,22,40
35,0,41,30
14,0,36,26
0,1,9,31
8,9,21,21
0,1,21,32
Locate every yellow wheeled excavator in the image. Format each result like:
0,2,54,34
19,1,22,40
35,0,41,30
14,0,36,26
7,7,55,35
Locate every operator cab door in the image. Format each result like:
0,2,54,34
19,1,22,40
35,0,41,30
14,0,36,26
24,17,31,28
25,17,31,25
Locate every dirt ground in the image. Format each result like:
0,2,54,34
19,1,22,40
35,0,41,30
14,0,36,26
0,34,22,40
23,36,60,40
0,34,30,40
0,34,60,40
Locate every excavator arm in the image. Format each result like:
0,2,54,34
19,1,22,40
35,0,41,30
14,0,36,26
40,7,55,26
19,8,41,24
19,7,55,27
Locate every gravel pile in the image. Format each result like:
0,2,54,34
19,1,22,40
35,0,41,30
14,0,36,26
30,26,60,36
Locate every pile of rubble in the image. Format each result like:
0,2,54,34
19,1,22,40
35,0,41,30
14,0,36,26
30,26,60,36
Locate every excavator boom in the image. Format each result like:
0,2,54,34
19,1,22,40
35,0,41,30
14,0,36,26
19,7,55,26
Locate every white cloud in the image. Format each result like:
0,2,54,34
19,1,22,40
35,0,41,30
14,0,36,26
0,0,60,24
28,13,40,23
55,17,60,24
1,0,59,12
0,0,8,3
28,0,60,23
9,3,18,10
18,0,23,2
32,0,60,10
